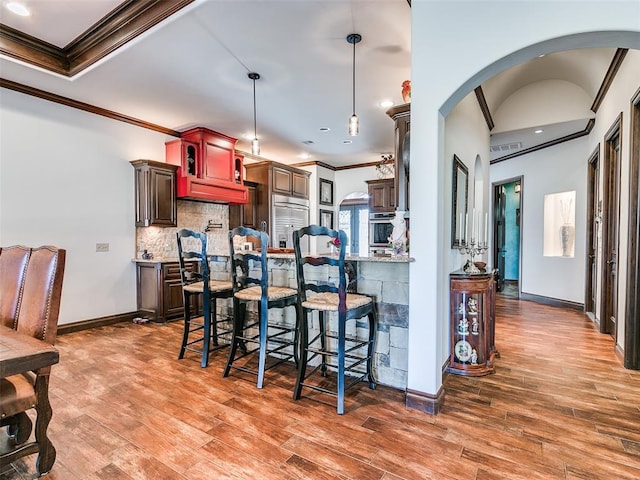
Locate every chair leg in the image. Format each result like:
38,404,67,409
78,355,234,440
201,293,212,368
223,298,243,377
7,412,32,445
293,306,308,401
256,300,268,389
178,291,191,360
211,297,219,346
319,311,328,377
337,312,346,415
367,310,377,389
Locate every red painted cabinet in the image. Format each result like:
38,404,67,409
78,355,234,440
166,127,248,204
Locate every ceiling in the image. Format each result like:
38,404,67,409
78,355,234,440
0,0,621,168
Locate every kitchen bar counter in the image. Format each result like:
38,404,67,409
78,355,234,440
132,252,410,389
133,253,414,264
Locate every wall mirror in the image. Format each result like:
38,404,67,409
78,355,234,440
452,154,469,248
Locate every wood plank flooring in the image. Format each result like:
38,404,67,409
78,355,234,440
2,295,639,479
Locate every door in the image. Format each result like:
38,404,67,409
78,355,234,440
339,203,369,256
493,184,507,292
585,148,600,315
601,115,622,338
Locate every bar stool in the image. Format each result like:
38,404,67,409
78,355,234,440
176,229,233,368
292,226,377,414
223,227,299,388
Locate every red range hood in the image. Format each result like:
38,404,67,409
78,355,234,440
166,127,248,204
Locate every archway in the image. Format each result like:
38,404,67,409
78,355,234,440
407,14,640,413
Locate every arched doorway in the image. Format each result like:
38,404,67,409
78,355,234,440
406,14,640,412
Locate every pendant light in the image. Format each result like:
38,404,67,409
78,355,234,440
346,33,362,136
248,72,260,156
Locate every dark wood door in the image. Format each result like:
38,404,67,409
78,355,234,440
493,184,507,292
601,116,622,338
585,149,600,315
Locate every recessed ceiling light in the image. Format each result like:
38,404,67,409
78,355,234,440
6,2,30,16
343,140,352,144
243,132,254,140
300,153,310,159
538,54,545,58
380,100,393,108
534,129,544,134
319,127,330,132
302,140,314,145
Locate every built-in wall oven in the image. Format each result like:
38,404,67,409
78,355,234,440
369,212,395,254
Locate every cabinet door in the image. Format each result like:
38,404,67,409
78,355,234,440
203,140,234,183
272,167,292,194
133,167,149,226
292,172,309,198
149,167,177,226
369,183,389,212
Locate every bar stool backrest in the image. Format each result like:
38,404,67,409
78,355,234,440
176,229,210,288
228,227,269,297
293,226,348,312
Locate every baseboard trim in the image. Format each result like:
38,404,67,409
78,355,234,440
519,292,584,311
58,311,137,335
405,386,445,415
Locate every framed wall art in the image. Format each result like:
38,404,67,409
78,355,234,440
320,209,334,229
319,178,334,206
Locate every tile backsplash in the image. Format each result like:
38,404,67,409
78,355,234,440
136,200,230,258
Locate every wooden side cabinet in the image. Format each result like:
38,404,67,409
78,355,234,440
367,179,395,213
130,160,178,227
135,260,200,322
448,270,498,376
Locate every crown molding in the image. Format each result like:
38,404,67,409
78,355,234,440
591,48,628,113
0,78,182,137
0,0,194,77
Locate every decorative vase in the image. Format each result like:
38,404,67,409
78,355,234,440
401,80,411,103
560,224,574,257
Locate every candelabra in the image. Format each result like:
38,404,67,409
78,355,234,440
459,240,488,274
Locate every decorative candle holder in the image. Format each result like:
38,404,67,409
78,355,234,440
459,240,488,274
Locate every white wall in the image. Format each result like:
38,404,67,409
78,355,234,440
335,165,377,206
443,90,491,365
410,0,639,398
490,138,589,303
0,90,167,325
493,80,594,133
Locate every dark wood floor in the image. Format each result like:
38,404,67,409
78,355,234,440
2,295,639,479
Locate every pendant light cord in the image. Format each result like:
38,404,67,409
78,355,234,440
352,38,356,116
252,77,257,139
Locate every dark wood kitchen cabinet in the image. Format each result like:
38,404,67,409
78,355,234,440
135,260,200,322
130,160,178,227
386,103,410,212
229,181,258,229
367,178,395,213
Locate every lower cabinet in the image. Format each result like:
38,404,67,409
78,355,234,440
135,260,200,322
448,270,498,376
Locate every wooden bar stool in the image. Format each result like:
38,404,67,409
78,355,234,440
292,226,377,414
176,229,233,368
223,227,298,388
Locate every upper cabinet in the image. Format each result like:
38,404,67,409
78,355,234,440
165,127,248,204
386,103,410,212
245,162,310,200
130,160,178,227
367,179,396,213
271,165,309,198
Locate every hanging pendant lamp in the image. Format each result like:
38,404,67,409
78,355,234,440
346,33,362,136
248,72,261,156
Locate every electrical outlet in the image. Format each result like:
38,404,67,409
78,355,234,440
96,243,109,252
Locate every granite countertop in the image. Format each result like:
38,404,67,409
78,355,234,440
133,253,414,264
